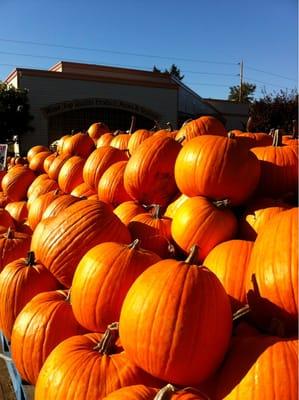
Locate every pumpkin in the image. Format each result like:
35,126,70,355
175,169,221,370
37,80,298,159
87,121,110,142
0,208,15,230
238,197,292,241
203,240,254,312
35,323,162,400
31,199,131,287
233,131,273,147
70,182,97,198
43,152,57,174
113,200,147,226
124,135,182,207
128,129,152,156
128,205,174,258
58,156,85,194
61,131,95,158
119,246,232,385
245,208,298,335
1,166,36,201
0,228,31,272
175,116,226,144
27,178,59,210
10,290,86,384
250,130,298,197
164,193,189,219
27,173,49,198
0,192,10,208
171,196,238,260
56,135,71,154
71,239,160,332
97,132,115,147
5,201,28,226
83,146,127,191
98,160,132,207
110,131,131,151
103,384,210,399
0,251,59,340
27,190,61,230
29,151,52,172
42,194,81,220
47,153,71,180
174,134,261,206
27,145,49,163
214,335,298,400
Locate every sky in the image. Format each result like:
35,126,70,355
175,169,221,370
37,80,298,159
0,0,297,100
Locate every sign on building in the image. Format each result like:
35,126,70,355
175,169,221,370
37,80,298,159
0,144,8,171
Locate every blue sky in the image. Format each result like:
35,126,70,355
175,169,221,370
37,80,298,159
0,0,297,99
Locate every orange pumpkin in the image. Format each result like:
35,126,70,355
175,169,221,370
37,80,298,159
27,145,49,163
1,166,36,201
61,131,95,158
87,121,110,142
0,228,31,272
113,200,147,226
58,156,85,194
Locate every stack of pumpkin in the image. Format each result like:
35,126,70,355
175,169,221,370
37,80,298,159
0,115,297,400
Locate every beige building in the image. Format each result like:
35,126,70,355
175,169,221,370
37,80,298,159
5,61,249,152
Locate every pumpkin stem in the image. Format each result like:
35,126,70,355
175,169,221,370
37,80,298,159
251,274,261,297
127,238,140,250
5,227,14,239
93,322,119,354
232,305,251,322
129,116,136,134
176,136,185,144
112,130,121,137
272,129,283,146
227,131,236,139
65,289,71,302
166,122,173,132
212,199,230,209
25,251,36,266
152,204,163,219
185,245,199,264
153,384,176,400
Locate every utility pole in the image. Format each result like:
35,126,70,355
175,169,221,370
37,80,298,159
239,60,244,103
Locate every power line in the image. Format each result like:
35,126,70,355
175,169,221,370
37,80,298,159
0,37,237,66
246,65,297,82
244,76,296,89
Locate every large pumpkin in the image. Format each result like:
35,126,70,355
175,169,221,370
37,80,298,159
214,335,298,400
124,135,182,207
58,155,85,194
128,129,153,155
87,121,110,142
71,239,160,332
47,153,71,180
42,193,81,220
174,134,261,206
0,251,59,340
171,196,238,260
61,131,95,158
245,207,298,335
119,246,232,385
35,324,162,400
0,228,31,272
113,200,147,226
175,115,226,144
10,290,86,384
1,166,36,201
31,199,131,287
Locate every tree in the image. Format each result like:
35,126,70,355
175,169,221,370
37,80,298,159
152,64,184,81
248,88,298,133
0,82,33,142
228,82,256,103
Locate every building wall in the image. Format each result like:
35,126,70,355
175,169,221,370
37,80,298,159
203,99,249,130
18,73,178,151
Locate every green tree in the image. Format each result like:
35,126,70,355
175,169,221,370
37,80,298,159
152,64,184,81
248,88,298,133
0,82,33,142
228,82,256,103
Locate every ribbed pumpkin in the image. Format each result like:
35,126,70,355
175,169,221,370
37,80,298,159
164,193,189,219
171,196,238,260
214,335,298,400
119,246,232,385
0,251,59,340
27,190,61,230
174,134,261,206
110,132,131,151
29,151,52,172
43,152,56,174
233,131,273,148
113,201,147,226
97,132,115,147
1,166,36,201
42,194,81,220
128,129,152,155
31,199,131,287
238,197,292,241
0,192,10,208
27,145,49,163
83,146,127,191
203,240,254,312
71,239,160,332
27,178,59,210
26,173,49,198
87,121,110,142
61,131,95,158
47,153,71,180
98,160,132,207
0,208,15,230
250,130,298,197
56,135,71,154
58,156,85,194
175,116,226,144
70,182,96,198
245,208,298,334
35,324,162,400
103,384,209,400
124,135,182,207
0,228,31,272
11,290,86,384
128,205,174,258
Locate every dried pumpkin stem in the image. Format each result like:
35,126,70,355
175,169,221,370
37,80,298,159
153,384,176,400
127,238,140,250
129,115,136,134
5,227,14,239
185,245,199,264
232,305,251,322
272,129,283,146
227,131,235,139
166,122,173,132
25,251,36,266
176,136,185,144
152,204,162,219
212,199,230,209
93,322,119,354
